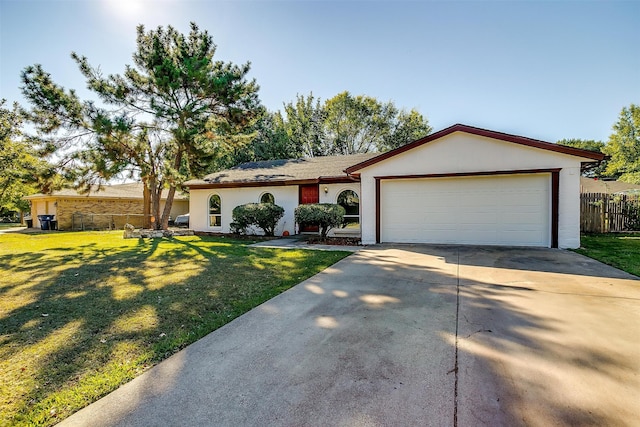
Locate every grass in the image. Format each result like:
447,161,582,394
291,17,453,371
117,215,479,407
0,231,351,426
575,233,640,277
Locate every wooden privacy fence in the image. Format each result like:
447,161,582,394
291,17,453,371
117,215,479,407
581,193,640,233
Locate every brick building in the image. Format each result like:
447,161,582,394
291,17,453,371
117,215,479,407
24,183,188,230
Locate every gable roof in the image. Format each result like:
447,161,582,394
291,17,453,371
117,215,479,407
24,183,188,201
344,124,606,174
185,153,379,189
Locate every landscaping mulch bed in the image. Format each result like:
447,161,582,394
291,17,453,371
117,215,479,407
305,236,361,246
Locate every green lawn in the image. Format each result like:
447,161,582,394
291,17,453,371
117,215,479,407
575,233,640,277
0,231,351,426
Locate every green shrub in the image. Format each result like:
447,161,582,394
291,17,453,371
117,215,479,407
623,200,640,230
232,203,285,236
295,203,346,239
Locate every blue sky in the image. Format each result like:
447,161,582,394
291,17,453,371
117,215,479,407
1,0,638,143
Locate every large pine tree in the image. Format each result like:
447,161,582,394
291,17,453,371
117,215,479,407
21,22,262,229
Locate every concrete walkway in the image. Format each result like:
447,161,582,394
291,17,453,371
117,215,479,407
60,245,640,426
0,226,27,234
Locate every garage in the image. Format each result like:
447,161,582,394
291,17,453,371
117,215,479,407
380,173,551,247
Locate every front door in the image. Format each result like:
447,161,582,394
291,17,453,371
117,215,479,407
299,184,319,232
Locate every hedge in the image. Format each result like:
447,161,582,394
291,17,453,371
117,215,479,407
294,203,345,239
231,203,285,236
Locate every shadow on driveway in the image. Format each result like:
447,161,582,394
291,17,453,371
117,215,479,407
60,245,640,426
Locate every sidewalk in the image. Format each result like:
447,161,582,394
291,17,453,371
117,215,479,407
0,226,28,234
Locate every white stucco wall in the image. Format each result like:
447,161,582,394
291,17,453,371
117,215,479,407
358,132,590,248
189,182,362,236
190,186,299,236
320,183,362,237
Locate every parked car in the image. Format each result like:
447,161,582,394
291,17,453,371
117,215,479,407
0,215,19,223
174,213,189,227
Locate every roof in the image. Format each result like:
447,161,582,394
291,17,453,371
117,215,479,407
580,177,640,194
24,182,189,201
185,124,607,189
185,153,379,189
345,124,606,174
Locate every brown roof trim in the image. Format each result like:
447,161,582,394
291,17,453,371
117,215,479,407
187,175,360,190
318,176,360,184
345,124,605,174
23,194,187,201
187,179,320,190
374,168,562,181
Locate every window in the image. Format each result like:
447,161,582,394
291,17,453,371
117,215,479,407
337,190,359,229
260,192,275,204
209,194,221,227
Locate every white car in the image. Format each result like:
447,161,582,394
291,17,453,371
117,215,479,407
174,213,189,227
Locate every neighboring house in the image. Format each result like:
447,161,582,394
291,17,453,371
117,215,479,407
185,124,604,249
24,183,189,230
580,177,640,194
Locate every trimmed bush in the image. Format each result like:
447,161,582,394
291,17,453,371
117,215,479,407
295,203,346,239
232,203,285,236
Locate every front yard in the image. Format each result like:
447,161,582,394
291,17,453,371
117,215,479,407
576,233,640,277
0,231,350,426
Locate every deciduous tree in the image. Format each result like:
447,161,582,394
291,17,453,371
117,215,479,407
280,93,327,157
603,104,640,183
383,109,433,151
261,92,431,157
323,92,396,155
557,138,607,177
0,100,57,217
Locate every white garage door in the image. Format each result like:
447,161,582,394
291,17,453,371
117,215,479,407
380,174,550,246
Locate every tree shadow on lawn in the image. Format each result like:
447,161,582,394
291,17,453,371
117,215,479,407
0,234,348,426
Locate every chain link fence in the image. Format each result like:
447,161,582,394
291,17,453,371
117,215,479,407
71,213,149,231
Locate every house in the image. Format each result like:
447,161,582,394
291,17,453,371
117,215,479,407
580,177,640,194
24,183,189,230
185,124,605,249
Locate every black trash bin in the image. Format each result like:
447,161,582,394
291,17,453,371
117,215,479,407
26,219,33,228
37,214,55,230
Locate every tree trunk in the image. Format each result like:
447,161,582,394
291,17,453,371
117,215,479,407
161,186,176,230
142,180,151,229
158,150,184,230
152,186,162,230
145,176,162,230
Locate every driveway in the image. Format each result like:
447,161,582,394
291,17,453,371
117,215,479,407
60,245,640,426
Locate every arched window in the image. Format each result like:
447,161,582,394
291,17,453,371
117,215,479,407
209,194,221,227
337,190,359,229
260,192,275,204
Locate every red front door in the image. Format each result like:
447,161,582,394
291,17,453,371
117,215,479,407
299,184,319,232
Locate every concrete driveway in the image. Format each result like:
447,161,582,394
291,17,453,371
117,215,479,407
60,245,640,427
